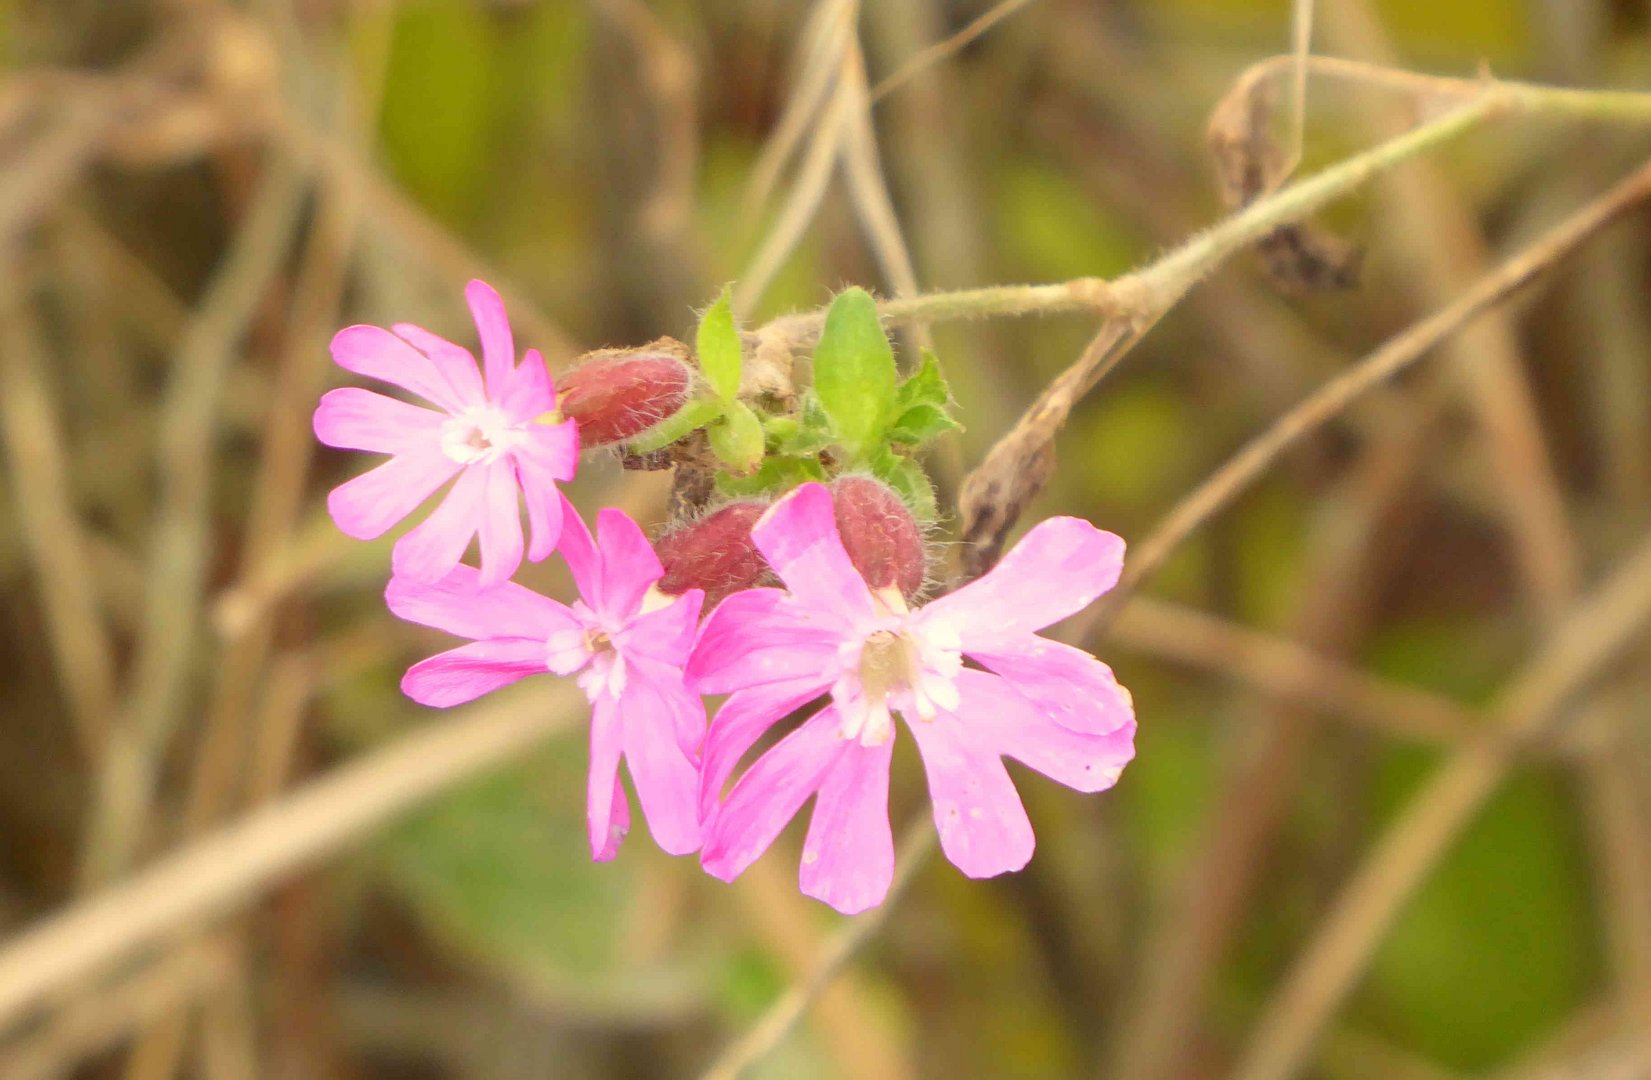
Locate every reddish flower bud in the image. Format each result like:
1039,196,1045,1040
656,499,772,605
559,342,693,447
830,475,926,599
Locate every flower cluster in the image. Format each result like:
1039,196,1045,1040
316,281,1136,913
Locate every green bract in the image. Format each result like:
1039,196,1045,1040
811,287,897,462
887,350,962,445
696,286,743,401
708,400,765,473
629,285,959,522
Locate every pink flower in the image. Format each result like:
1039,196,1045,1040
315,280,579,588
689,483,1134,914
387,499,706,860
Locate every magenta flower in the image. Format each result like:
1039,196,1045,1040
689,483,1135,914
315,280,579,588
387,500,706,860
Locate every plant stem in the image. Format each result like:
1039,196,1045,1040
763,71,1651,344
1125,97,1498,310
762,98,1499,343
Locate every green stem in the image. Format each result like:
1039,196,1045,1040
624,396,725,454
763,74,1651,339
1129,96,1500,310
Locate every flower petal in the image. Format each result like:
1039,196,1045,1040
700,678,828,819
595,507,664,617
588,693,628,861
516,420,581,482
331,324,471,413
465,279,515,397
967,637,1134,735
619,669,704,856
391,465,486,582
687,588,841,695
952,670,1134,793
800,737,895,914
391,322,486,408
400,638,546,707
476,460,525,588
906,710,1035,879
555,494,603,608
518,458,565,563
920,517,1124,644
326,450,459,541
630,655,709,755
622,590,703,668
593,776,630,863
750,483,876,630
701,706,847,883
385,565,578,641
497,348,557,421
313,388,445,455
514,422,580,562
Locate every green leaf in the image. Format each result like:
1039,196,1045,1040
696,286,743,401
623,396,724,454
812,287,896,460
892,349,949,412
887,349,961,445
887,403,961,445
707,400,765,473
761,415,799,446
767,393,836,455
869,446,938,522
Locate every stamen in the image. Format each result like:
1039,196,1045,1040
440,405,526,464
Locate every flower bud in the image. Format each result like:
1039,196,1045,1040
656,500,771,605
830,475,926,600
559,342,693,448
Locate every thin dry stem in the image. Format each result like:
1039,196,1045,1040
1228,53,1651,124
869,0,1041,102
957,319,1145,574
0,290,118,760
744,0,856,218
273,108,580,362
0,938,237,1080
733,857,913,1080
1104,598,1477,747
698,822,936,1080
1284,0,1314,177
1321,0,1579,622
1106,405,1438,1080
734,88,847,316
838,38,927,350
78,157,308,890
1078,155,1651,632
0,681,583,1033
759,91,1507,353
1234,525,1651,1080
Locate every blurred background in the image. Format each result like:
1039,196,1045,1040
4,0,1651,1077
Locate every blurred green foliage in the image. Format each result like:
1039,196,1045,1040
296,0,1638,1067
6,0,1645,1076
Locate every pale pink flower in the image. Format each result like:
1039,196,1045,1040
387,500,705,860
315,280,578,587
689,482,1134,914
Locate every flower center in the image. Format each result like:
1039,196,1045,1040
439,405,524,465
857,630,919,703
836,621,962,747
545,604,629,701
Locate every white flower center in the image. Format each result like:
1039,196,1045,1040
440,405,525,465
546,604,628,701
835,613,962,747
